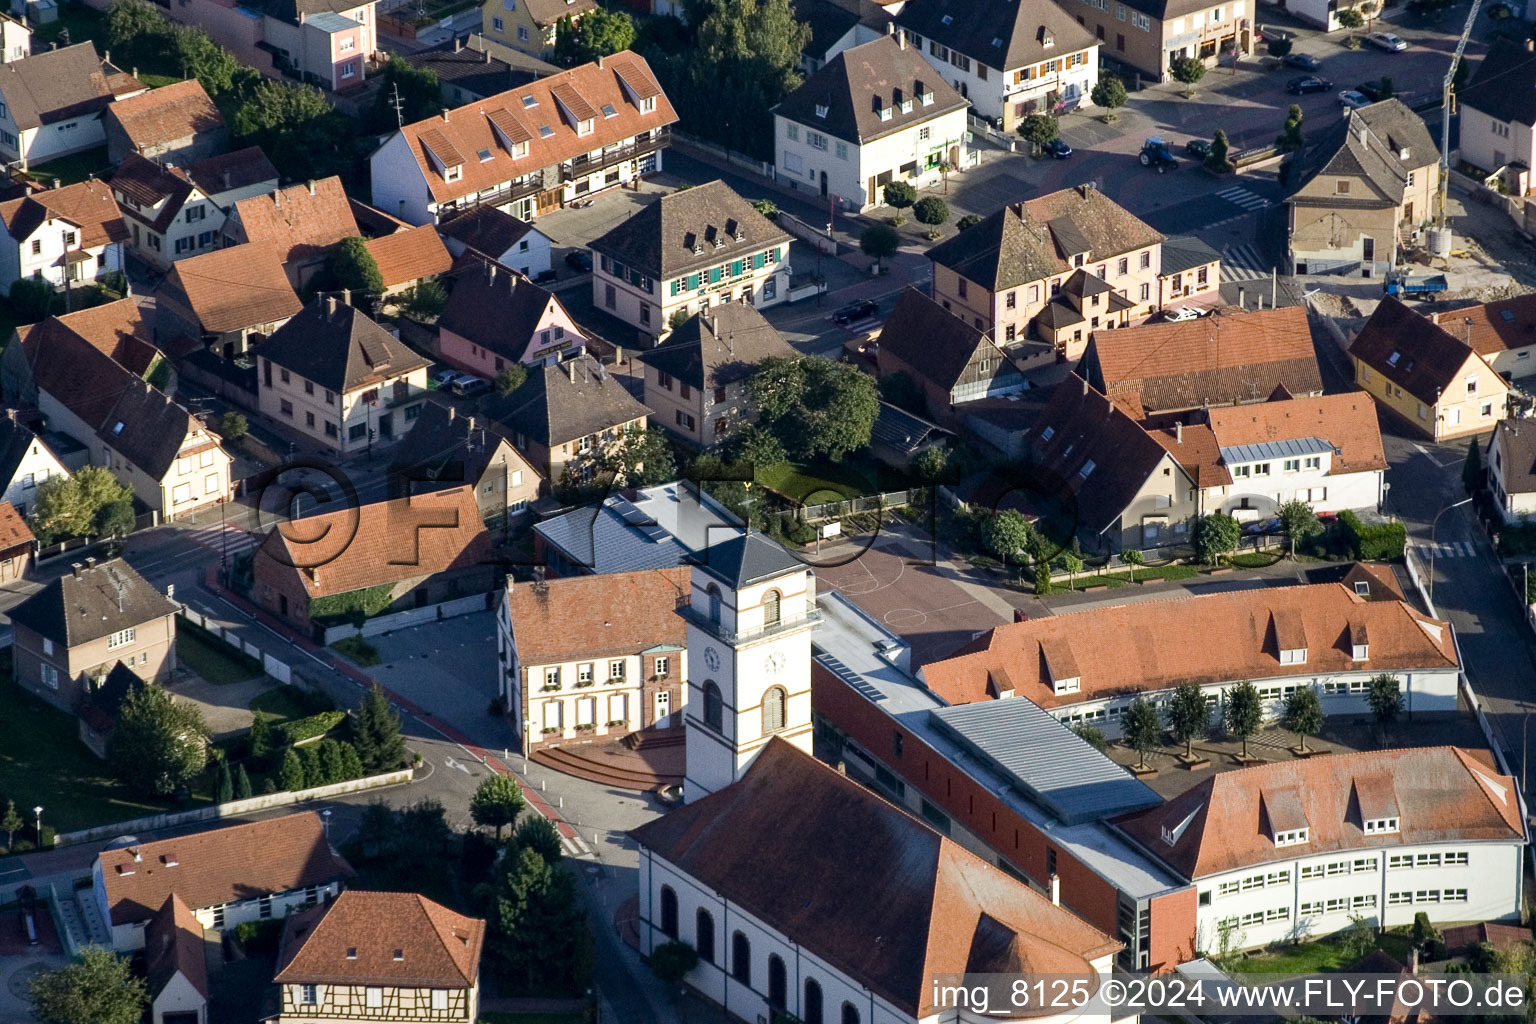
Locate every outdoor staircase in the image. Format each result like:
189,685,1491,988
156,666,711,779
74,886,111,947
533,729,684,791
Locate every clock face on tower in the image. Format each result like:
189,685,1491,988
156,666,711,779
702,647,721,673
764,651,786,674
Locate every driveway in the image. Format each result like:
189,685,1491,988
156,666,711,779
164,675,278,739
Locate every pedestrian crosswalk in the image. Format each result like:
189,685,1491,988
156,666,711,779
1221,243,1270,283
1215,185,1273,213
1412,540,1478,559
185,523,261,558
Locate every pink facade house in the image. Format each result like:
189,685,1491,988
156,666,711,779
437,260,585,376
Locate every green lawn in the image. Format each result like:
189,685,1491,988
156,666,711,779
137,74,184,89
1235,929,1413,977
25,147,112,187
331,636,382,666
1055,565,1201,591
249,685,322,726
756,459,878,502
0,673,180,833
177,623,264,684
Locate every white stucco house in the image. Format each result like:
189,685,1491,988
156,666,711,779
772,33,970,211
1486,418,1536,525
1459,38,1536,189
92,813,353,951
0,179,126,293
0,42,144,169
0,410,68,519
1115,747,1527,951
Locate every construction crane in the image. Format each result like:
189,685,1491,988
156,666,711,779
1437,0,1485,231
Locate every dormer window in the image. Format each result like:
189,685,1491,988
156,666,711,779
878,105,892,122
640,96,656,114
1352,642,1369,660
1162,805,1202,847
1274,828,1309,847
1363,817,1399,835
445,165,462,181
921,89,934,105
900,98,913,113
815,104,829,118
578,118,594,136
512,141,529,159
1279,646,1307,665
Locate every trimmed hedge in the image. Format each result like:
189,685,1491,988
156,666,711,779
278,710,346,746
1338,510,1406,561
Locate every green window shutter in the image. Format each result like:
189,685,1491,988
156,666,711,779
753,253,765,270
670,279,680,296
731,260,743,277
688,273,700,290
709,266,722,283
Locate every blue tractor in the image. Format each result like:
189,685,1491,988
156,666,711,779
1139,136,1179,173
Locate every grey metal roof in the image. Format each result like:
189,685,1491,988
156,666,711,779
1218,436,1335,465
1158,235,1222,277
871,402,950,457
695,531,803,588
927,700,1162,826
533,482,738,575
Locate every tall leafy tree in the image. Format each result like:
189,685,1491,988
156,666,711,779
29,948,147,1024
981,510,1034,566
488,846,590,995
510,814,564,864
1278,104,1305,152
748,356,878,462
371,55,442,130
590,426,677,487
1223,681,1263,760
1282,685,1324,752
105,0,173,70
1,800,22,848
230,79,355,182
859,223,900,269
1168,683,1211,759
327,237,385,297
1121,697,1162,770
29,465,132,544
1194,512,1240,565
171,26,242,96
108,686,209,797
1368,673,1403,731
554,8,637,67
1276,498,1322,558
470,774,526,839
1017,113,1059,155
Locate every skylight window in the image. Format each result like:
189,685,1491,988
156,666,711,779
1386,351,1401,367
1078,459,1096,478
815,104,829,118
991,36,1002,46
477,148,493,161
539,125,554,138
522,95,537,108
601,103,617,118
1503,309,1516,322
1040,425,1055,440
113,421,125,434
941,13,953,22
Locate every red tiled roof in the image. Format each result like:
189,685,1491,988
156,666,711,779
0,500,34,552
506,568,688,664
104,79,224,152
97,812,354,926
0,179,128,250
1434,292,1536,357
255,489,491,599
395,52,677,206
920,583,1458,708
145,894,208,999
364,225,453,288
274,891,484,988
1114,747,1525,879
1206,392,1387,475
228,177,359,266
157,240,301,334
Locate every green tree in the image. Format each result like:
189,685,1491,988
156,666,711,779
1195,512,1241,565
751,198,779,219
495,364,528,396
397,279,448,322
470,774,526,839
279,748,306,791
882,180,917,211
1411,911,1441,954
1170,55,1207,86
218,411,248,440
956,213,982,231
327,237,384,297
1223,681,1263,759
1336,6,1365,27
649,940,700,984
748,356,878,462
1277,498,1322,557
1073,723,1109,753
1278,103,1305,152
1282,685,1324,752
29,947,147,1024
105,0,172,69
353,684,406,771
216,758,233,803
1062,551,1084,587
358,800,397,856
1464,436,1484,494
248,710,272,765
590,425,677,487
338,742,365,780
1121,547,1144,582
1168,682,1212,759
859,223,900,270
1,800,22,848
370,55,441,131
729,424,788,473
1342,912,1375,959
234,764,253,800
1367,673,1402,730
982,509,1034,565
1091,75,1128,112
554,8,636,67
913,196,949,227
8,279,54,323
399,799,452,866
229,78,355,182
1206,128,1232,172
29,465,133,544
300,744,325,787
1034,562,1052,596
1268,37,1294,57
108,686,209,797
95,500,137,539
510,814,564,864
1121,696,1163,770
1018,112,1059,155
170,26,242,97
318,740,347,786
488,846,590,995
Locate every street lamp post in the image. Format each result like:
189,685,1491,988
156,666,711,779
1428,496,1474,609
33,806,41,842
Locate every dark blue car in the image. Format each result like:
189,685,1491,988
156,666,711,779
1044,138,1073,159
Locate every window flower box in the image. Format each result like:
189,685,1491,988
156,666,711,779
540,684,561,692
575,680,596,688
606,719,628,728
541,727,561,735
575,723,597,732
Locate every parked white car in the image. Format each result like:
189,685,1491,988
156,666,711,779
1165,307,1206,322
1365,32,1408,51
1339,89,1372,109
